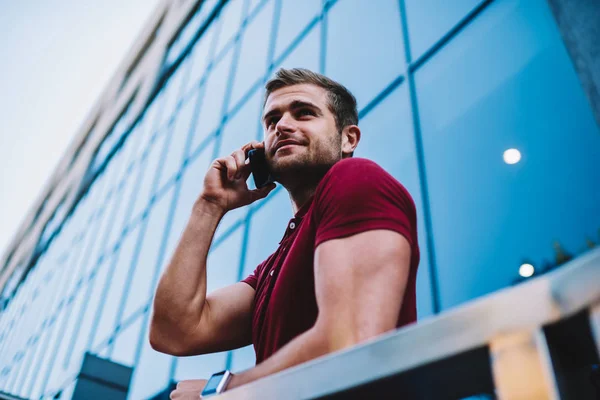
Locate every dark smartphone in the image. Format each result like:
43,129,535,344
248,148,275,189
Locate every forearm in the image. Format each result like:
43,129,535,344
153,199,224,325
228,326,332,390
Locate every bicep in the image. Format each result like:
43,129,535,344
313,229,411,349
186,282,255,355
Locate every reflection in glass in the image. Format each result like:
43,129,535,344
416,0,600,309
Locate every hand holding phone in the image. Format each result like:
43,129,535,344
248,148,275,189
199,141,276,214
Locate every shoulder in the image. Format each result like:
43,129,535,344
316,158,414,206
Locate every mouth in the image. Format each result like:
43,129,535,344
274,140,303,154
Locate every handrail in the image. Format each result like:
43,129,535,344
218,248,600,399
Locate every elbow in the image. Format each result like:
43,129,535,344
148,315,191,356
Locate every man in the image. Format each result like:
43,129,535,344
150,68,420,398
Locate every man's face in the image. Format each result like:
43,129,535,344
262,84,342,184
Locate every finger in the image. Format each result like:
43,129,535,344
223,155,237,182
230,149,246,179
238,162,252,180
241,140,264,155
249,183,276,201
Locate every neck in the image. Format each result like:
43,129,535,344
288,185,318,215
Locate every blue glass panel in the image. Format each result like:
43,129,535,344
273,0,321,61
229,0,275,109
356,84,433,318
243,186,290,277
92,225,143,349
207,225,244,292
111,316,143,367
273,22,320,73
130,132,168,223
404,0,481,62
190,49,234,152
166,0,220,65
122,189,174,322
127,316,172,400
65,258,111,373
158,59,191,130
157,89,201,190
230,344,255,372
214,0,246,56
415,0,600,309
185,20,218,95
325,0,405,109
134,93,165,163
103,169,139,252
163,141,215,264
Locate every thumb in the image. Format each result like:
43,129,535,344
249,183,276,201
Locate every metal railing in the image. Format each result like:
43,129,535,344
217,248,600,399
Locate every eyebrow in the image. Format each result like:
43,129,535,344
262,100,322,124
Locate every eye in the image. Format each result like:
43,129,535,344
266,116,279,128
297,108,315,118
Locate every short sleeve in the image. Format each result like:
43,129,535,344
313,158,417,248
241,261,265,289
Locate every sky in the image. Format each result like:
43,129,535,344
0,0,162,258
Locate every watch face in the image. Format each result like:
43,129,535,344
202,373,225,395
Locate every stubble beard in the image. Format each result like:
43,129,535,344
268,141,341,190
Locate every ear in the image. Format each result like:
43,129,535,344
341,125,361,158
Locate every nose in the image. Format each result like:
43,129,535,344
275,112,295,136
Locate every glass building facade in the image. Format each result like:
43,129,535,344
1,0,599,398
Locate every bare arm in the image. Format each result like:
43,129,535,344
227,229,412,389
150,141,276,356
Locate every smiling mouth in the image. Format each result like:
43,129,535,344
276,144,301,153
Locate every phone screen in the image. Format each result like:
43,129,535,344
248,148,275,188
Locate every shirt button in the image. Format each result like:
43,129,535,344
270,270,275,276
289,222,296,230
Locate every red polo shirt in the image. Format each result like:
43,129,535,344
242,158,419,363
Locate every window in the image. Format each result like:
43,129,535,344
273,0,321,61
273,21,320,73
190,48,235,152
213,0,246,56
325,0,406,109
129,131,168,222
165,0,220,66
91,225,143,350
89,96,137,176
404,0,482,62
184,20,218,95
156,88,201,190
415,0,600,309
122,189,174,322
110,316,143,367
163,141,215,263
157,59,191,130
229,0,275,109
127,316,172,399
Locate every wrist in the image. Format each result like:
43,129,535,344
193,196,226,219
